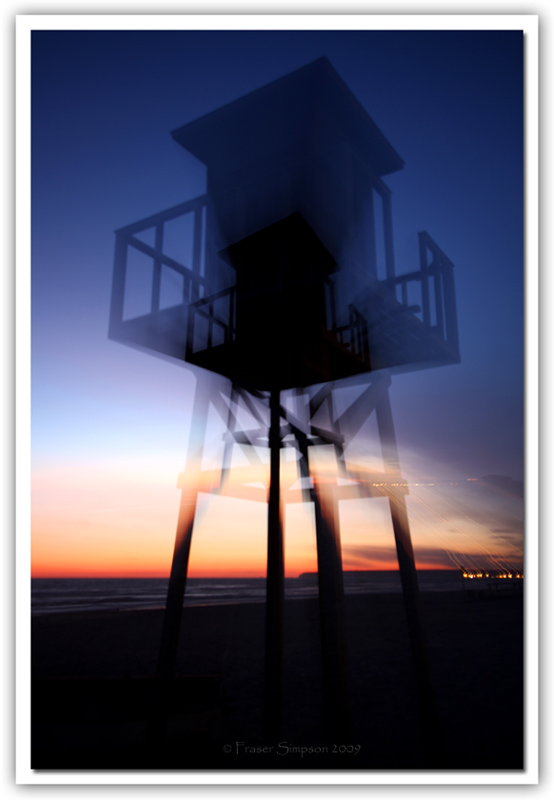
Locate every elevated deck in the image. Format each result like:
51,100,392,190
109,199,459,390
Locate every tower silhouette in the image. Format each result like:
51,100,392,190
109,57,459,759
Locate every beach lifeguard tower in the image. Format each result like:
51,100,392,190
109,57,459,755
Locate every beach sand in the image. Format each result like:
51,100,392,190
31,590,524,771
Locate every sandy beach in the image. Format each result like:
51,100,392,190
31,590,524,771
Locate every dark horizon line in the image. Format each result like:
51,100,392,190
31,567,464,581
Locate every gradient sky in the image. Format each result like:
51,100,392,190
30,28,524,578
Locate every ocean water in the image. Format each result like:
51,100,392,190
31,571,465,616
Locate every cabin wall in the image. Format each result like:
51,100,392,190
204,139,394,334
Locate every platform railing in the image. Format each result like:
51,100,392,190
109,195,209,341
111,198,458,369
185,285,237,358
383,231,459,353
335,304,370,365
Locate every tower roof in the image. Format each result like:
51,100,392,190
171,57,404,180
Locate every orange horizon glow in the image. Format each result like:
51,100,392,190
31,444,523,580
30,561,459,580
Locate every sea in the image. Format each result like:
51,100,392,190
31,570,465,616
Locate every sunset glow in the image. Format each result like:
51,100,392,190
31,447,523,578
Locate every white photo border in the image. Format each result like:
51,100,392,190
14,11,539,787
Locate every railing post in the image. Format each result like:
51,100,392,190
401,279,408,307
374,178,396,280
185,302,195,360
433,264,445,338
230,287,236,341
109,233,128,339
418,232,431,327
207,300,214,349
191,204,203,303
366,186,378,280
327,278,337,332
418,232,458,352
442,261,459,351
150,223,163,315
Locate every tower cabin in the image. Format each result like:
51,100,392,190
110,57,460,389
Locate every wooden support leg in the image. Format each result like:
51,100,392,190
311,479,350,741
263,389,284,743
375,380,445,765
294,389,350,742
147,379,209,746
